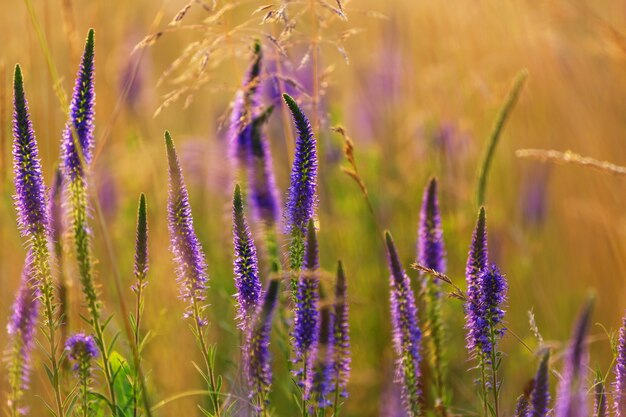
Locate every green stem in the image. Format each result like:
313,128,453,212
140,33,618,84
133,275,145,417
69,179,118,415
191,296,222,417
479,357,488,417
489,327,500,417
33,231,66,417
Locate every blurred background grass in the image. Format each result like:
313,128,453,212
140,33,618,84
2,0,626,415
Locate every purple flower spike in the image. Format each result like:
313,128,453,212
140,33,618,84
293,220,321,396
385,231,422,417
614,313,626,416
594,375,608,417
62,29,95,181
248,106,281,226
417,177,446,275
12,65,49,237
232,184,262,330
165,131,209,326
473,264,508,358
529,350,551,417
465,207,489,356
332,261,351,398
555,299,593,417
313,286,335,409
513,394,529,417
7,252,40,399
246,279,280,413
230,41,263,169
283,93,318,236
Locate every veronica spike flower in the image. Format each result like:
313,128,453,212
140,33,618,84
464,207,491,415
61,29,119,414
66,334,98,417
514,394,529,417
6,252,40,417
385,231,422,417
12,64,66,417
232,184,262,330
293,219,321,403
248,106,281,227
465,206,489,356
248,106,282,275
417,177,447,407
230,41,263,172
62,29,95,182
615,313,626,416
246,279,280,416
594,373,608,417
165,131,222,416
555,299,593,417
283,93,318,278
331,260,351,412
312,285,334,411
529,350,551,417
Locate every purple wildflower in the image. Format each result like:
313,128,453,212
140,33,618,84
514,394,530,417
165,131,209,326
246,279,280,414
283,93,318,237
417,177,447,402
66,333,98,417
615,313,626,416
293,220,321,396
385,231,422,417
332,261,351,398
66,333,99,367
6,252,40,413
248,106,281,226
12,64,49,237
230,41,263,170
555,300,593,417
529,350,551,417
520,166,550,227
473,264,508,358
465,207,489,356
232,184,262,330
594,375,608,417
417,177,446,275
312,286,335,409
61,29,95,181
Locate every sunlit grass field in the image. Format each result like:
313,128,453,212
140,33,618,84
2,1,626,416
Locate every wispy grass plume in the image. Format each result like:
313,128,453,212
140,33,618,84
476,69,528,206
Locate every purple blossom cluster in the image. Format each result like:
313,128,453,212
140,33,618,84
232,184,262,330
385,231,422,416
61,29,96,181
7,253,40,395
165,132,209,326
